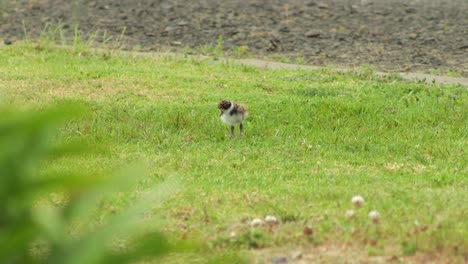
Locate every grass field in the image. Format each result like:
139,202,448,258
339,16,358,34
1,43,466,262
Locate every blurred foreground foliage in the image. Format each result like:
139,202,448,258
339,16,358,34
0,104,240,263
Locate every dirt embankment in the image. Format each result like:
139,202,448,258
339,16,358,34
1,0,467,76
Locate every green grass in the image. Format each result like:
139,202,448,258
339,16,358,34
1,43,467,260
429,68,463,78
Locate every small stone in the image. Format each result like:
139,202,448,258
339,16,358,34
369,210,380,224
292,251,303,260
351,195,365,208
408,33,418,39
375,10,389,15
405,7,417,13
4,39,12,45
317,3,329,9
305,30,321,38
265,215,278,224
303,227,314,235
171,41,182,46
163,26,175,32
272,256,288,264
145,32,157,37
345,209,355,220
279,25,290,33
250,218,263,227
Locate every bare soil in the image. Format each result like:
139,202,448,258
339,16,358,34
252,244,466,264
1,0,467,76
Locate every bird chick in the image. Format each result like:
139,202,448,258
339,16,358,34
217,100,248,136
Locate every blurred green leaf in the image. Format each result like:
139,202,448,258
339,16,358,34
0,104,212,264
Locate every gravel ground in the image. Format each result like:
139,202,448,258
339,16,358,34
1,0,467,75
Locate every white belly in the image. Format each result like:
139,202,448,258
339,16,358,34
221,112,243,125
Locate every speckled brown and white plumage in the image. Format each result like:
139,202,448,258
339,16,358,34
217,100,248,136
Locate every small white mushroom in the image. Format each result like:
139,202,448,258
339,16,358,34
229,231,237,239
265,215,278,224
345,209,355,220
368,210,380,224
250,218,263,227
351,195,365,208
